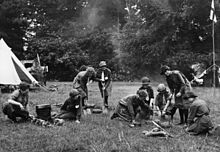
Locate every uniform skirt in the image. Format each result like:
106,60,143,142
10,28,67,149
113,103,152,122
187,115,214,134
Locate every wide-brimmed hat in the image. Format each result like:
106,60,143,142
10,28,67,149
99,61,107,67
141,77,150,84
182,91,197,99
137,89,148,98
19,82,30,91
160,65,170,75
69,89,80,97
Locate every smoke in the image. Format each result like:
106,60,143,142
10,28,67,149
79,0,125,59
86,7,102,29
80,0,123,29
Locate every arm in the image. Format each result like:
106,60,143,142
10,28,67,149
166,78,174,94
8,90,24,109
93,69,102,82
163,90,172,112
8,99,23,107
80,75,88,93
162,100,171,115
60,99,69,111
154,95,160,112
104,69,112,88
149,87,154,107
176,72,187,95
23,93,29,109
187,104,197,125
127,98,135,121
73,74,81,88
75,96,82,120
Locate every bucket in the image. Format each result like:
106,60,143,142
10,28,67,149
36,104,51,121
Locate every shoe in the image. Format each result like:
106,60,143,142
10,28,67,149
75,120,80,124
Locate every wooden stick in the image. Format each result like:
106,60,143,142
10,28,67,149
152,121,173,138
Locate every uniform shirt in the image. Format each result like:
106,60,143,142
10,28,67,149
166,70,191,94
188,98,210,124
73,71,89,93
119,94,149,120
61,96,81,112
96,67,111,89
138,85,154,105
155,89,171,110
9,89,29,108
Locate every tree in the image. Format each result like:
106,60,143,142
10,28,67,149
0,0,30,58
25,0,118,80
119,0,219,79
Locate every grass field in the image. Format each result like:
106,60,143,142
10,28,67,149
0,81,220,152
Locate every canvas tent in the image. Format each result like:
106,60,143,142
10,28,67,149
0,39,38,85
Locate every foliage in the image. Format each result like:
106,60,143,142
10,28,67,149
1,0,220,80
120,0,220,79
0,0,30,58
27,38,88,81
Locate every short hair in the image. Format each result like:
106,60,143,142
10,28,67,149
160,65,170,75
137,89,148,98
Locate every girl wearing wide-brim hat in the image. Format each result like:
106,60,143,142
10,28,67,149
183,91,214,135
96,61,112,113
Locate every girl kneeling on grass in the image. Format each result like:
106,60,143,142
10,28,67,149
55,89,81,123
155,83,173,119
183,91,214,135
110,90,152,127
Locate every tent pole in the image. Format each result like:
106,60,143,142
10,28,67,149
212,19,216,88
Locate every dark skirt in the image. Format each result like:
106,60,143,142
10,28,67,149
2,102,29,122
76,87,87,98
98,82,112,97
56,110,81,120
114,104,132,122
113,103,152,122
187,115,214,134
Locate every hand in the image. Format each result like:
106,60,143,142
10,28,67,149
129,123,135,128
183,124,188,129
176,92,181,97
19,104,25,110
102,87,106,90
162,111,166,116
157,111,161,117
132,120,137,124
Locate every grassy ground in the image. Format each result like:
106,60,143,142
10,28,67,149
0,81,220,152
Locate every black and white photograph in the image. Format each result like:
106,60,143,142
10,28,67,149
0,0,220,151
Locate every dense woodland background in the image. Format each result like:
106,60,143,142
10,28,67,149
0,0,220,81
